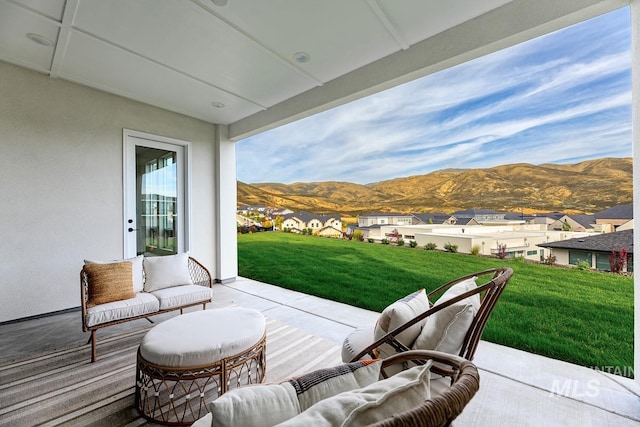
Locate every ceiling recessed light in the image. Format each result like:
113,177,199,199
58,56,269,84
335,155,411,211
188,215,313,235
211,102,225,108
293,52,311,63
211,0,228,6
26,33,53,47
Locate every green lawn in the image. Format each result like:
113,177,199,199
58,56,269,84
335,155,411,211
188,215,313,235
237,232,634,376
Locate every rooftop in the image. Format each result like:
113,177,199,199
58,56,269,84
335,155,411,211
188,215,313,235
540,229,634,253
1,278,638,425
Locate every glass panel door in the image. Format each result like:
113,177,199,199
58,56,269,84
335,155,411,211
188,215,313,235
124,131,187,258
136,146,178,256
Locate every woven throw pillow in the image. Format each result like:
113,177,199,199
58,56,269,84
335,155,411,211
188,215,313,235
374,289,430,354
209,382,300,427
85,262,135,307
143,252,193,292
413,277,480,355
289,359,382,411
276,361,433,427
84,255,144,293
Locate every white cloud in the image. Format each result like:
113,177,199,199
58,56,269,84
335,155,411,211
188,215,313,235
237,8,631,184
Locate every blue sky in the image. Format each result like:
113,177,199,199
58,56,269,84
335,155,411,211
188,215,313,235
237,7,631,185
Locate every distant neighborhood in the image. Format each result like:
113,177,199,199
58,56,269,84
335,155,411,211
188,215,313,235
237,204,633,273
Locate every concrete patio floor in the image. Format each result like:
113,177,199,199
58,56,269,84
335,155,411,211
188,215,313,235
1,277,639,426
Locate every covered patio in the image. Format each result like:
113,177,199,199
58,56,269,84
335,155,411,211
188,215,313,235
1,0,639,424
1,277,638,425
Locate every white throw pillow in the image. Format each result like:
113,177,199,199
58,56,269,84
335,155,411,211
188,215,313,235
143,252,192,292
208,360,382,427
210,382,300,427
288,359,382,411
276,361,433,427
84,255,144,293
374,289,430,359
413,277,480,355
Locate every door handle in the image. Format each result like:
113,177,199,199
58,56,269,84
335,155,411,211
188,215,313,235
128,228,139,232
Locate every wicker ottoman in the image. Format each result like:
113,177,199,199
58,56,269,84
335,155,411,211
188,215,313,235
135,307,266,425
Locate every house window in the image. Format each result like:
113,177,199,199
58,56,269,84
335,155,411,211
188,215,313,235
527,250,537,256
404,235,415,239
595,253,611,271
569,251,591,266
627,255,633,273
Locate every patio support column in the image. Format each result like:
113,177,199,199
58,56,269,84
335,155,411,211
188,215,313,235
214,124,238,282
632,0,640,385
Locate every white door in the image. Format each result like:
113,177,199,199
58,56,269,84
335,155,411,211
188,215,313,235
124,130,189,257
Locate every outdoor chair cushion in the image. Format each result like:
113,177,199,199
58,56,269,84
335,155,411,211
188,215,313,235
276,360,433,427
84,262,136,307
150,284,213,310
84,255,144,293
413,277,480,354
374,289,430,354
208,359,382,427
341,325,375,363
143,252,193,292
85,292,159,327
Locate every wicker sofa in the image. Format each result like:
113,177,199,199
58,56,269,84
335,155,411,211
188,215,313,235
80,253,213,362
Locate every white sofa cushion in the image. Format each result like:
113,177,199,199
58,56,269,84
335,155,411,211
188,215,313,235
85,292,159,327
85,255,144,293
413,277,480,355
150,284,212,310
143,253,192,292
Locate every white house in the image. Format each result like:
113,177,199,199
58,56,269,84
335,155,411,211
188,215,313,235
1,0,639,376
282,211,342,236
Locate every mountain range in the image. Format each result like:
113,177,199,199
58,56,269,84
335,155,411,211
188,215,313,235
237,157,632,216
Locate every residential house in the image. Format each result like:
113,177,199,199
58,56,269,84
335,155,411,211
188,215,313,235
539,230,634,272
237,205,268,215
548,214,597,232
1,0,639,380
412,213,457,225
282,212,342,237
594,204,634,230
357,212,415,227
452,209,506,222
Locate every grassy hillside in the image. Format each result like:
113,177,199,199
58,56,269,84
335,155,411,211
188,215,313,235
238,232,633,375
239,157,632,215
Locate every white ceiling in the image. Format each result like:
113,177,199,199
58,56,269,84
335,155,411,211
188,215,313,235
0,0,627,139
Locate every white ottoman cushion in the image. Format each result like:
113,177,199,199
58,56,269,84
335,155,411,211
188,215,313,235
140,307,266,368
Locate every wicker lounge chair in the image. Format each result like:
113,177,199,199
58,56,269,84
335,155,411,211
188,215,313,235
343,267,513,368
191,349,478,427
372,350,480,427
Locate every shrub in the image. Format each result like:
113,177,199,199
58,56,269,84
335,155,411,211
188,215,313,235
409,240,418,248
444,242,458,253
283,227,291,233
470,245,481,256
424,242,437,250
381,238,390,245
609,246,628,273
576,260,591,270
397,239,405,247
544,254,557,265
353,230,364,242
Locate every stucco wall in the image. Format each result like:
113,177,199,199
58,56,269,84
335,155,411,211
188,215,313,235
0,62,218,322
